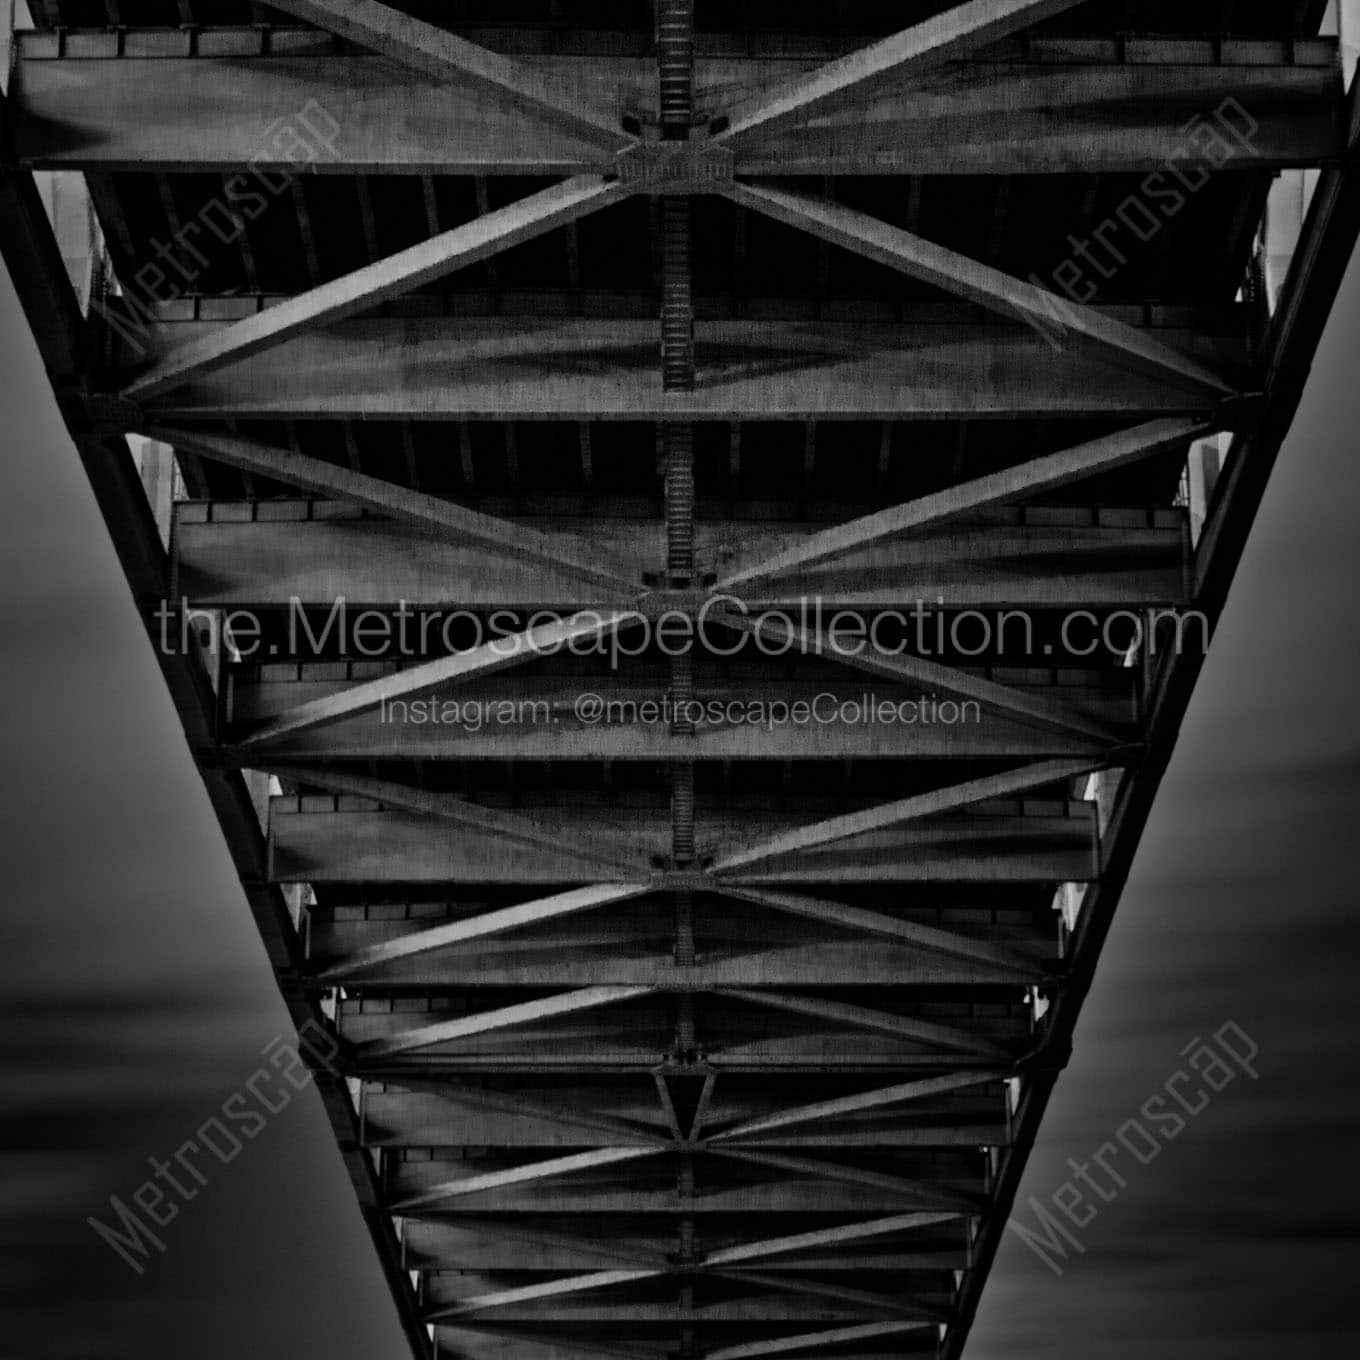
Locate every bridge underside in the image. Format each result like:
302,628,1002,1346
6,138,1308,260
3,2,1357,1357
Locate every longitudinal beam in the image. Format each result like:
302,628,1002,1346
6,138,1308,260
712,0,1087,145
714,611,1120,746
265,0,628,144
725,180,1237,395
152,425,641,593
240,610,638,749
712,759,1097,874
316,884,654,981
123,175,625,400
709,1072,1006,1144
358,986,654,1060
716,417,1212,588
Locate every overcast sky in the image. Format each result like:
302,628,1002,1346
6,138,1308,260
2,243,1358,1357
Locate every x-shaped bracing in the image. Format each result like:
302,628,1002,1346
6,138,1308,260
268,755,1103,913
172,413,1194,759
139,4,1226,767
124,0,1236,407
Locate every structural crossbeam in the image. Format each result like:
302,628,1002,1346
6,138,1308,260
11,42,1340,175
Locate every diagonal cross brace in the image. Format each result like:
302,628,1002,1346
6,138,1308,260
724,180,1236,396
317,884,656,981
264,0,630,145
390,1146,660,1212
716,418,1216,589
711,0,1090,146
711,610,1121,746
124,176,625,400
710,757,1100,874
265,765,648,875
238,610,642,750
153,425,642,594
358,985,656,1061
708,1071,1009,1144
